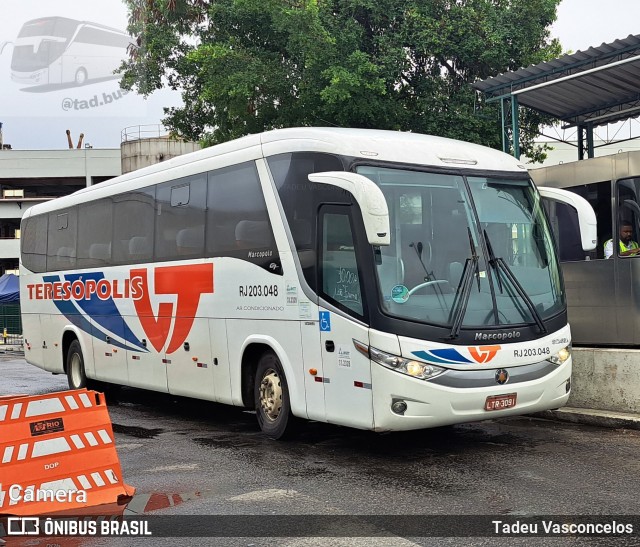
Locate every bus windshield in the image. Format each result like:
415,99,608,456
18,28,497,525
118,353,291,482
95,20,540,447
11,18,77,71
357,166,564,330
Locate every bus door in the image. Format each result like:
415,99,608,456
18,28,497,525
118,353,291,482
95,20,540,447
165,317,219,402
91,316,129,384
126,333,168,393
318,206,374,429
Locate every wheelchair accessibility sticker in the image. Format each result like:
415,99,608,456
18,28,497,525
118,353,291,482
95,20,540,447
319,311,331,332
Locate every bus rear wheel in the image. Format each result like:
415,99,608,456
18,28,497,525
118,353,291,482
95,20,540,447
67,340,90,390
254,351,297,439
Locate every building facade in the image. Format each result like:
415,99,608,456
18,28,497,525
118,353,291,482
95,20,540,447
0,148,121,274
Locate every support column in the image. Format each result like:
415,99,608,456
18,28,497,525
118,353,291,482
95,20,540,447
500,98,509,154
511,95,520,159
499,96,520,159
577,125,595,160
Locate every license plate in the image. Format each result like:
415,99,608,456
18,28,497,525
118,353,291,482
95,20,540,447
485,393,517,411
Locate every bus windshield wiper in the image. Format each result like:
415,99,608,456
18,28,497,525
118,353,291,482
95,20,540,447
447,228,479,339
483,229,546,334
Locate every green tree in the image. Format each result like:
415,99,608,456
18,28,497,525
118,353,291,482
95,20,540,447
120,0,561,161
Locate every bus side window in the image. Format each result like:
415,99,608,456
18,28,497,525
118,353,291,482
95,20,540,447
291,219,315,269
77,198,112,268
46,209,78,271
128,236,152,259
176,227,205,256
235,220,270,249
156,175,206,261
542,200,585,262
206,161,279,272
320,211,363,316
547,181,611,261
21,214,48,273
112,188,156,264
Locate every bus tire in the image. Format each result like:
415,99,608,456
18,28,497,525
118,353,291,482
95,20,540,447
254,351,297,440
66,340,90,390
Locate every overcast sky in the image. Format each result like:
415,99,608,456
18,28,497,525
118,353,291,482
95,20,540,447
551,0,639,52
0,0,637,150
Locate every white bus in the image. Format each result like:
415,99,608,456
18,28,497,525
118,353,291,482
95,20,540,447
20,128,597,439
10,16,131,86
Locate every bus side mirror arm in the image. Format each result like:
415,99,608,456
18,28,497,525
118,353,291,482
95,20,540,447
308,172,390,246
538,186,597,251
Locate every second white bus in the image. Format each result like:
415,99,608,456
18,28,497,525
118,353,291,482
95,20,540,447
11,16,131,87
20,128,596,438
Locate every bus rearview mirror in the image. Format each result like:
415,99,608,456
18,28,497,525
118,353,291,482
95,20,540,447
308,171,390,246
538,186,597,251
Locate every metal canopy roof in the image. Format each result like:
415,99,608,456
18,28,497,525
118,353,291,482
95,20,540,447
472,34,640,129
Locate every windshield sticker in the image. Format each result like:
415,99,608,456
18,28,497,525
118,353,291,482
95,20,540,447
391,285,409,303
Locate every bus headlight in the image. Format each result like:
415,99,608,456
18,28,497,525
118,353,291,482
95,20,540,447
369,346,445,380
547,345,571,366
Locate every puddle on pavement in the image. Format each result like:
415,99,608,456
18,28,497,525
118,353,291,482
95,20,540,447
192,435,261,450
112,423,164,439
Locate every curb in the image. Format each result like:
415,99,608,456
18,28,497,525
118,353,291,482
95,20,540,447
535,407,640,430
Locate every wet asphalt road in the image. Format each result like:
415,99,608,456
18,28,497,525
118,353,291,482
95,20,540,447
2,355,640,546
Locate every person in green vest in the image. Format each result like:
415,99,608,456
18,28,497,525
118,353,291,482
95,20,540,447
604,221,640,258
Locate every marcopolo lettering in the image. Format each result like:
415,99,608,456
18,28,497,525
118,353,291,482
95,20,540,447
475,331,521,341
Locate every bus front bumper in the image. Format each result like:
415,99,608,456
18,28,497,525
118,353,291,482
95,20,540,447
371,358,572,432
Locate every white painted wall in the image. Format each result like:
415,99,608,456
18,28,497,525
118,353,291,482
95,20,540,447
0,148,121,186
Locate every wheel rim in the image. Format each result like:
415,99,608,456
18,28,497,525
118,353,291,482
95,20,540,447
69,353,82,387
259,368,282,422
76,70,86,85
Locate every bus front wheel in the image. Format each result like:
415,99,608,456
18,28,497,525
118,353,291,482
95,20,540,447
75,68,88,86
254,351,297,439
67,340,89,390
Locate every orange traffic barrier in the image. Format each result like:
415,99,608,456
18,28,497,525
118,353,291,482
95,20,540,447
0,389,135,516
